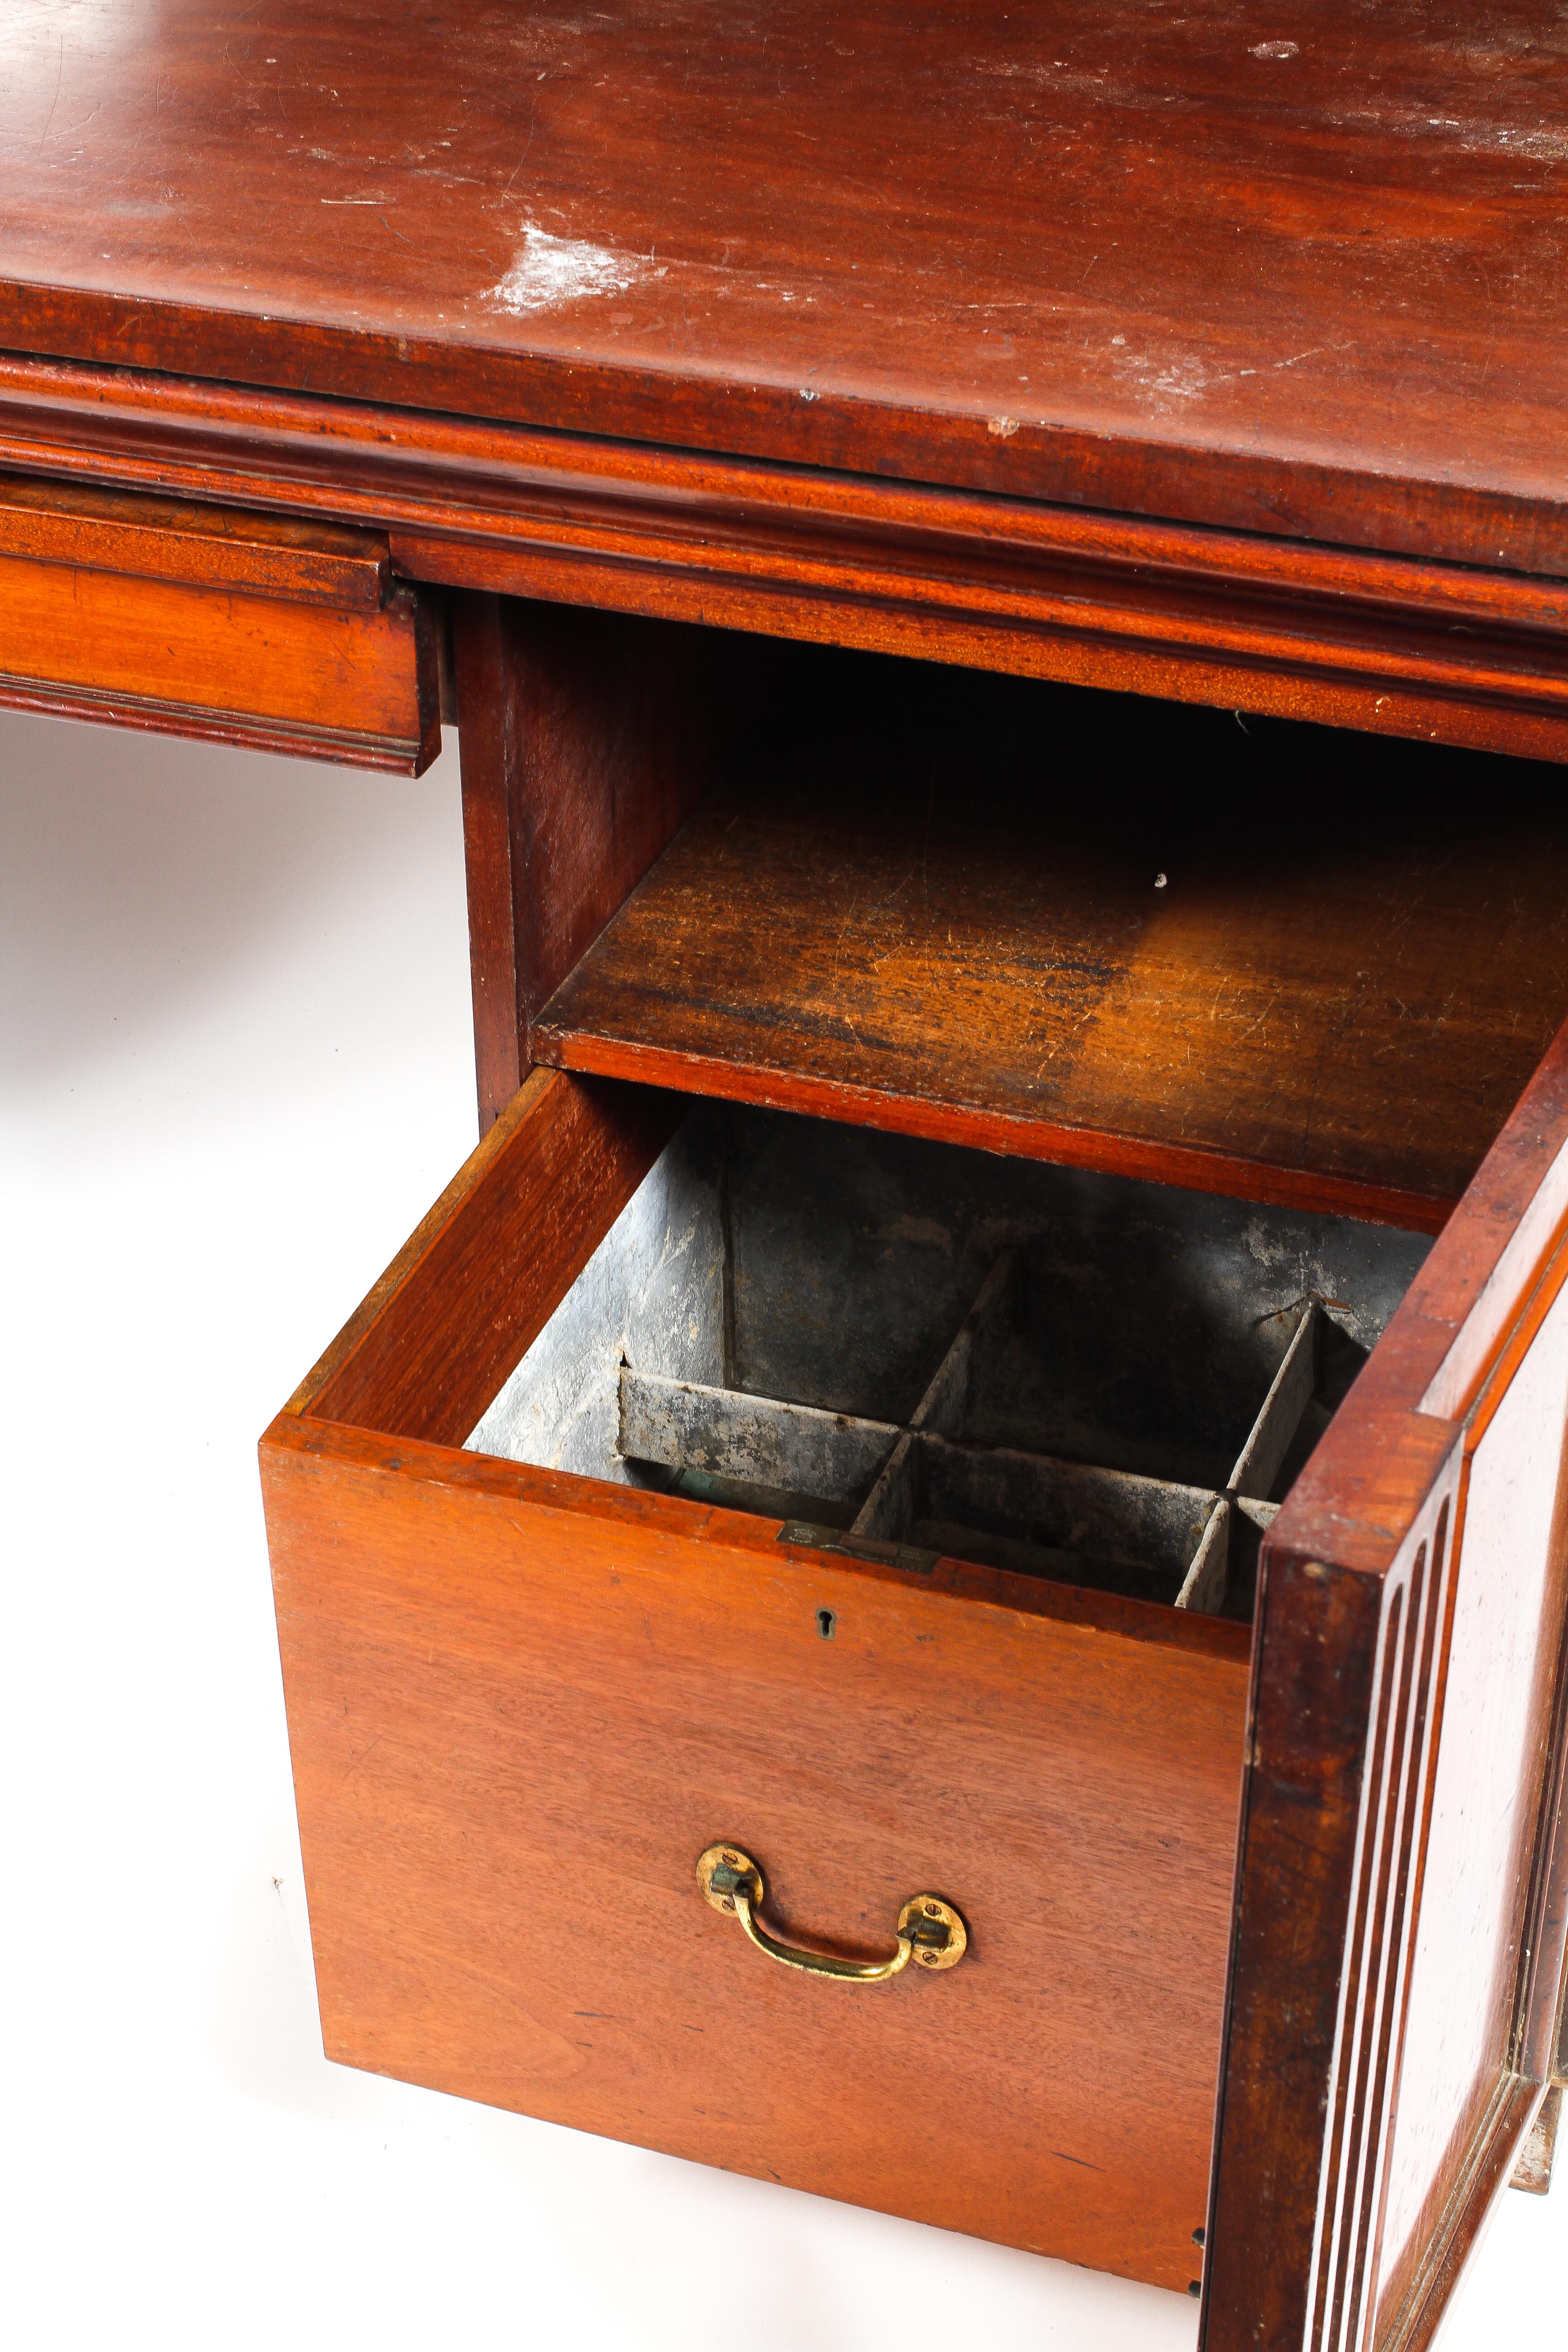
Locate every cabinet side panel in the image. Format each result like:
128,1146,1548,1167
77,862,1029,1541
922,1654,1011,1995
1201,1416,1459,2352
1374,1285,1568,2338
451,594,734,1132
1205,1014,1568,2352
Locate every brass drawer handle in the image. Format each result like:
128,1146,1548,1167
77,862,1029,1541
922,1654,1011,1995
696,1844,967,1980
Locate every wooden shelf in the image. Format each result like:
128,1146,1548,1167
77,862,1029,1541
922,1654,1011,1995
533,660,1568,1230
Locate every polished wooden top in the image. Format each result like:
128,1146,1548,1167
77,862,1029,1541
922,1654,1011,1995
3,2,1565,571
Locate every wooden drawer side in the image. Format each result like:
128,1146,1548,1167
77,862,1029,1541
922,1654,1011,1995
296,1068,683,1446
1204,1015,1568,2352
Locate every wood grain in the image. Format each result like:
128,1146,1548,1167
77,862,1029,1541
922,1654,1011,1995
451,596,731,1131
265,1014,1568,2335
270,1060,1252,2282
0,471,389,607
534,669,1568,1227
297,1068,682,1447
1,358,1566,763
0,538,439,773
1344,1019,1568,1429
396,523,1568,769
451,598,527,1129
4,1,1568,578
262,1407,1250,2290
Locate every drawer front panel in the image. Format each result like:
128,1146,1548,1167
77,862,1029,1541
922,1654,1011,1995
0,478,439,771
1203,1019,1568,2352
266,1416,1249,2292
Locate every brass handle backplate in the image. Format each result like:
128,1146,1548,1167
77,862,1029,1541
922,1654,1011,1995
696,1844,967,1981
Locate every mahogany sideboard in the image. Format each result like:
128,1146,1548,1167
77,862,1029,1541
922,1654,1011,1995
6,5,1567,2344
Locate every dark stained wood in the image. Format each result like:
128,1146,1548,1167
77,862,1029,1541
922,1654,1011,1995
49,0,1559,2328
266,1374,1250,2285
397,510,1568,769
1202,1015,1568,2352
1334,1024,1568,1431
1203,1472,1452,2352
3,356,1568,766
533,663,1568,1229
298,1067,681,1446
451,597,734,1132
4,1,1568,581
0,471,390,606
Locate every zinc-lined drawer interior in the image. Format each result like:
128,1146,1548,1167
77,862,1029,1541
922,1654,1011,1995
469,1098,1433,1624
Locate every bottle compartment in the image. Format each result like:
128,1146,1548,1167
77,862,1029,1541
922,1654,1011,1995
469,1099,1431,1619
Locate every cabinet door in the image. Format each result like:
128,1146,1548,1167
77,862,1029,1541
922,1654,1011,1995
1205,1023,1568,2352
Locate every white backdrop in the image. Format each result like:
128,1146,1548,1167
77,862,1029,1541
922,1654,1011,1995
5,706,1563,2349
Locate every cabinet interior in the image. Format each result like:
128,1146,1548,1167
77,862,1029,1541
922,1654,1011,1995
469,1102,1432,1621
533,639,1568,1231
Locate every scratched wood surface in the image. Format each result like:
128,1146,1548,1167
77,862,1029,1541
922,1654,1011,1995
3,1,1567,573
534,653,1568,1228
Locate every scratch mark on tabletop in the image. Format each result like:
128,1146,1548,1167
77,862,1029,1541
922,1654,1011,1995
1236,988,1284,1043
344,1734,384,1781
501,113,538,203
40,35,64,148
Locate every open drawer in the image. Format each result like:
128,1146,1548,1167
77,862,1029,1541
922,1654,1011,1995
264,1029,1568,2345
